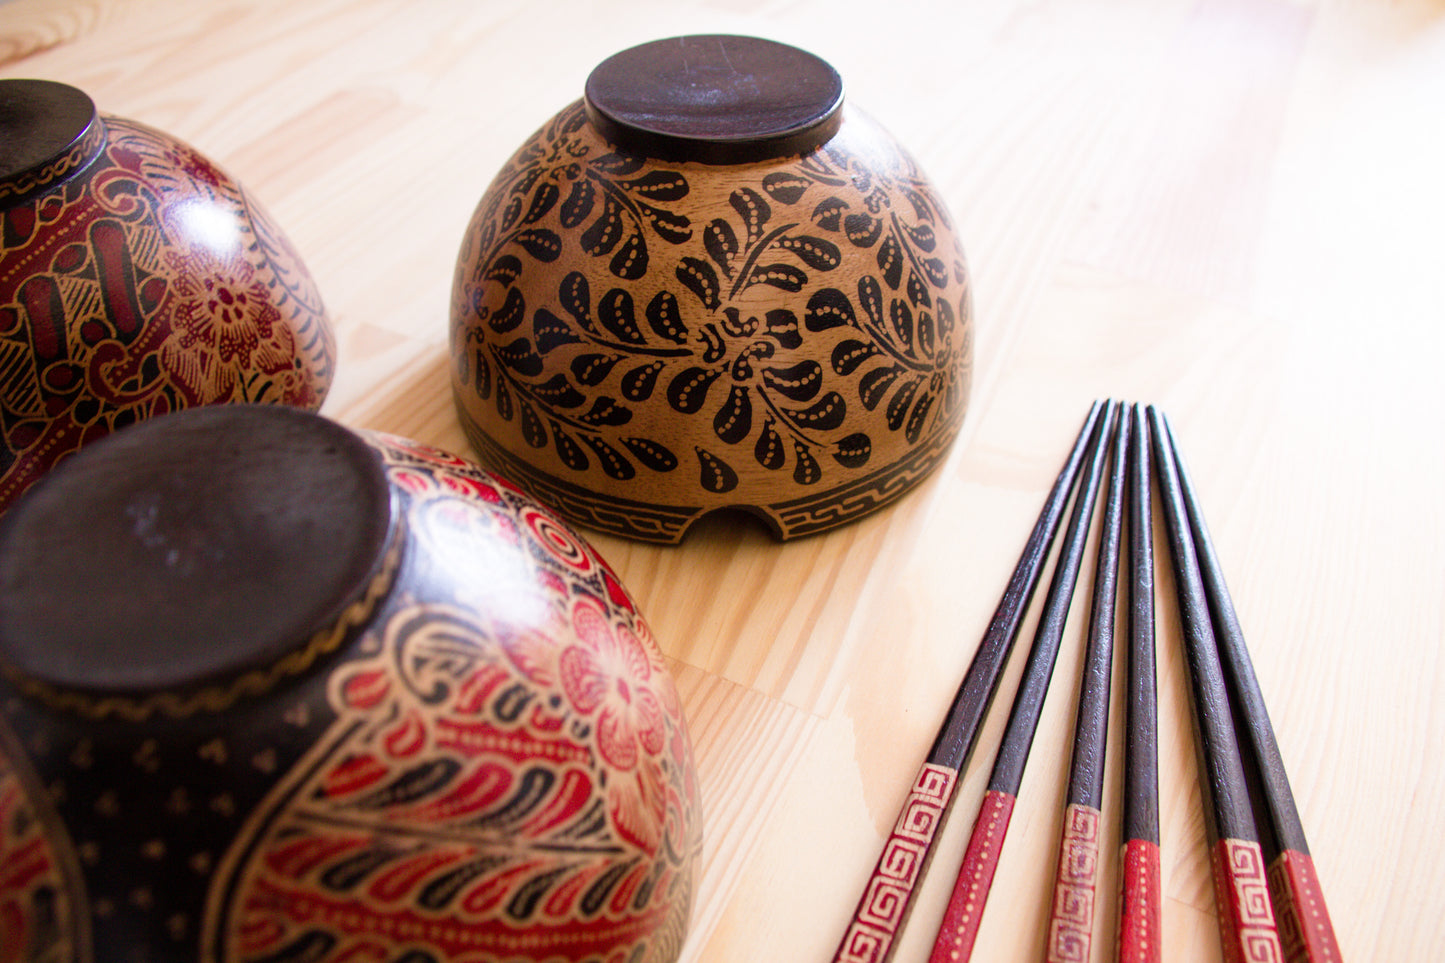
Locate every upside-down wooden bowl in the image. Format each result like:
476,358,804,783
451,35,973,543
0,79,334,513
0,404,700,963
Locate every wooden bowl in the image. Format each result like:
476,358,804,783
0,79,334,513
451,35,973,543
0,405,701,963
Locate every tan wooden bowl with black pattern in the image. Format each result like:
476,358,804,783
450,35,974,543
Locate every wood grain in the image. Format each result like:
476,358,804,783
2,1,1442,960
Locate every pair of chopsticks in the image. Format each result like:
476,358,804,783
1152,407,1342,963
830,402,1340,963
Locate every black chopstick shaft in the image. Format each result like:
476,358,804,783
1167,417,1307,854
987,400,1119,795
926,400,1109,770
1064,400,1129,809
1123,403,1159,847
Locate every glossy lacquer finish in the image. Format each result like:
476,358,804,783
0,405,700,963
451,36,973,543
0,79,333,513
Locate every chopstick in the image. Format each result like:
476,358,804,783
1163,413,1342,962
831,401,1108,963
1117,404,1161,963
927,400,1120,963
1148,406,1284,962
1040,403,1130,962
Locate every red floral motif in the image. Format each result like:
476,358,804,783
560,597,668,852
158,247,297,401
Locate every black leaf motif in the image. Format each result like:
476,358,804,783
762,360,823,402
730,188,771,245
832,432,873,468
643,205,692,244
844,212,883,248
496,338,544,376
608,230,647,280
495,376,514,422
886,377,921,431
534,308,582,353
645,291,688,344
551,422,589,471
713,385,752,444
745,264,807,293
500,195,523,231
622,170,689,202
523,182,559,224
762,172,811,205
877,233,904,289
622,437,678,472
764,309,801,350
581,195,626,256
857,276,885,327
777,235,842,271
704,218,738,275
784,390,846,431
598,288,645,344
560,178,595,228
922,256,950,288
907,268,931,309
698,324,726,364
729,341,773,382
832,339,880,376
484,255,523,285
472,349,491,398
904,221,937,252
591,153,644,176
560,272,593,328
905,391,933,444
513,229,561,263
859,364,902,410
754,418,786,470
519,399,547,448
901,186,936,223
583,435,636,481
917,309,936,360
570,353,621,386
812,196,848,231
621,361,664,401
696,448,739,493
936,296,956,339
676,257,721,310
805,287,854,332
792,441,822,486
533,373,586,408
666,366,722,414
577,396,632,427
487,287,526,333
891,299,914,353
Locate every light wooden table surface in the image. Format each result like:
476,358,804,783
5,0,1442,960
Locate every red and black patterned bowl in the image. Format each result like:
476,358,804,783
0,79,335,513
450,35,974,544
0,404,701,963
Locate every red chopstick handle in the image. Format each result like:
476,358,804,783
926,789,1016,963
1269,850,1342,963
833,762,959,963
1210,838,1285,963
1117,838,1162,963
1044,803,1103,962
